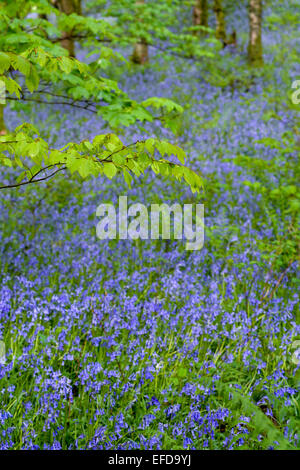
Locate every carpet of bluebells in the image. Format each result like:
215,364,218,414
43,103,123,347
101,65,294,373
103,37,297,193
0,3,299,450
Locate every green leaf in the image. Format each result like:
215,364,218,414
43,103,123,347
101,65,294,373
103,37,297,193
103,162,117,179
145,138,155,155
25,65,40,93
112,154,125,166
123,169,132,188
0,52,11,74
59,56,73,74
10,54,30,76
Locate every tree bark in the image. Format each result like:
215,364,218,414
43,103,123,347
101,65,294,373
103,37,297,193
55,0,81,57
132,0,149,64
0,104,7,135
248,0,263,66
213,0,227,44
193,0,208,34
132,42,149,64
73,0,81,15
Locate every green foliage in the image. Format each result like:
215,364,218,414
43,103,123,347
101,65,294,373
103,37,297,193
86,0,219,60
0,0,299,451
0,0,202,192
0,124,202,191
228,131,300,269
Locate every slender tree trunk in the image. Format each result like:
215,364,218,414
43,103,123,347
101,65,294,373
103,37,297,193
132,42,149,64
0,104,6,135
73,0,81,15
248,0,263,66
0,72,6,134
56,0,81,57
132,0,149,64
193,0,208,34
213,0,227,44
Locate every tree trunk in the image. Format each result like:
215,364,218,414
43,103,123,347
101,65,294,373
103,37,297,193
132,42,149,64
193,0,208,34
73,0,81,15
132,0,149,64
56,0,81,57
213,0,226,44
0,104,7,135
248,0,263,66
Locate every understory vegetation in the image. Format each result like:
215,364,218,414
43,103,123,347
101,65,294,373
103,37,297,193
0,0,299,450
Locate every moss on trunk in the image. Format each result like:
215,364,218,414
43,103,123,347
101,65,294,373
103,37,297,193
213,0,227,44
193,0,208,35
132,1,149,65
248,0,263,66
57,0,78,57
0,104,7,135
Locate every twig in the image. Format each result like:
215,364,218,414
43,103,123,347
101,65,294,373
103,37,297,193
0,166,66,190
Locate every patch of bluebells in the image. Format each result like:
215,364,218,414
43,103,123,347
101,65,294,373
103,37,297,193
0,1,299,451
